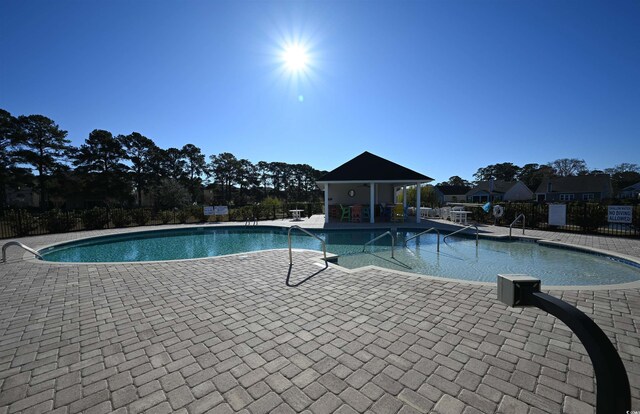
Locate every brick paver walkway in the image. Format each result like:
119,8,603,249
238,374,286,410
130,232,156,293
0,220,639,413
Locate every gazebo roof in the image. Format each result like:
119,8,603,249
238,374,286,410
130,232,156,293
317,151,432,183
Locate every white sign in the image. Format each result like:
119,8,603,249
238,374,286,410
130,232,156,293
548,204,567,226
203,206,214,216
214,206,229,216
608,206,632,223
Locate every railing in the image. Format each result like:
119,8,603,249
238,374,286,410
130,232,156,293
443,224,479,246
404,228,440,252
288,225,327,266
2,241,43,262
363,231,395,258
509,213,526,239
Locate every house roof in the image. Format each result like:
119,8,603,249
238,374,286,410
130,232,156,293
465,180,518,195
535,174,612,194
317,151,432,182
435,185,470,195
621,182,640,192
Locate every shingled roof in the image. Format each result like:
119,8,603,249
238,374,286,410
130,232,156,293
317,151,432,182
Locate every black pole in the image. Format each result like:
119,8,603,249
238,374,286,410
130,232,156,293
531,292,630,413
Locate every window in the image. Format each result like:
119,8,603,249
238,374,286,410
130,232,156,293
559,194,575,201
582,193,594,201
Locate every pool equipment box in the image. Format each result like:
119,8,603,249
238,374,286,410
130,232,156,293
608,205,632,223
497,274,541,307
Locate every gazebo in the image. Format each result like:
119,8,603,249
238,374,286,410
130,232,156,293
316,151,433,224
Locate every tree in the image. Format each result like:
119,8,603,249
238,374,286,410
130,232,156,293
439,176,471,187
209,152,239,202
181,144,208,202
120,132,159,206
517,163,554,191
152,178,191,210
547,158,588,177
73,129,130,204
473,163,520,182
605,163,640,194
14,114,71,208
0,109,30,206
160,148,186,181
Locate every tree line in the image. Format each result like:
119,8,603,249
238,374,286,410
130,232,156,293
439,160,640,194
0,109,326,209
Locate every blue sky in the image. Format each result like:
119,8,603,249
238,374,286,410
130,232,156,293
1,0,639,184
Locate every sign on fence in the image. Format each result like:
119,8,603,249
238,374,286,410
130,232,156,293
203,206,214,216
213,206,229,216
548,204,567,226
608,206,632,223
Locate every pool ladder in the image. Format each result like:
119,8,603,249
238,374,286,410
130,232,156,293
2,241,43,263
509,213,526,239
288,225,327,266
443,224,479,246
363,231,395,258
404,228,440,252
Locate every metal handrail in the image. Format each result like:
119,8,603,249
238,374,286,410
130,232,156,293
404,228,440,252
2,241,43,262
443,224,479,246
509,213,526,239
288,226,327,266
363,231,395,258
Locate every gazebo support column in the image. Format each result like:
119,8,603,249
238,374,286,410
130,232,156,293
370,183,375,223
416,182,421,223
324,184,329,224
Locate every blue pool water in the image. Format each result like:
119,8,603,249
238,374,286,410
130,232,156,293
39,226,640,286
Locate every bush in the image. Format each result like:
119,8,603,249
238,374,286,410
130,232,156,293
176,208,190,224
110,209,131,228
189,205,206,223
131,209,151,226
82,207,109,230
159,210,174,224
43,209,75,233
3,209,39,237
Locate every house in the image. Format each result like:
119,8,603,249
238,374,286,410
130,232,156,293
465,180,533,203
434,185,470,205
619,182,640,200
535,174,613,202
4,185,40,208
316,151,433,223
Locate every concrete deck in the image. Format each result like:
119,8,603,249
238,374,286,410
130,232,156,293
1,216,639,413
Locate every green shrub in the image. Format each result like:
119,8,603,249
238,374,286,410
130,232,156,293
43,209,75,233
3,209,39,237
190,205,206,223
159,210,174,224
131,209,151,226
176,208,190,224
82,207,109,230
110,209,131,228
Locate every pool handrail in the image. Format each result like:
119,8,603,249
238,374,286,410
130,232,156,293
509,213,526,239
404,228,440,252
363,231,395,258
2,241,43,263
288,225,327,266
442,224,479,246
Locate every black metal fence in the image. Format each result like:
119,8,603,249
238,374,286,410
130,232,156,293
0,203,325,239
467,202,640,237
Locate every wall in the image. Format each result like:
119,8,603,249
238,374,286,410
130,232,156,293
326,183,395,205
504,182,534,201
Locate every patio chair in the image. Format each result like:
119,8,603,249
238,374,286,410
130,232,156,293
351,205,362,222
391,204,405,222
362,206,370,222
340,205,350,222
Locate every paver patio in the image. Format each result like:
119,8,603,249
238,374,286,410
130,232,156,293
0,218,639,413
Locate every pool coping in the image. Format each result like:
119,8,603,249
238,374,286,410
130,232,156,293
18,222,640,291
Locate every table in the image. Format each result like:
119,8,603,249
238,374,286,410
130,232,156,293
289,209,304,221
450,210,471,225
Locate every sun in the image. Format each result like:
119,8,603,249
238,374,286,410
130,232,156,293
282,43,309,72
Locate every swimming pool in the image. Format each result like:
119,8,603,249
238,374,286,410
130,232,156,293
39,226,640,286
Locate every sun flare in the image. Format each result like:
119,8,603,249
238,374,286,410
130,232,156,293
282,44,309,72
